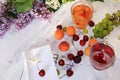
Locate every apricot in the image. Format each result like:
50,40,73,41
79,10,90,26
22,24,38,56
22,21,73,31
84,46,90,56
58,41,70,52
88,38,97,47
66,26,76,36
54,29,64,40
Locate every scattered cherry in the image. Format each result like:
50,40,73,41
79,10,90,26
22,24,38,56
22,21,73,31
83,35,89,41
73,56,81,64
67,53,74,60
77,50,83,57
66,69,73,77
79,40,86,46
57,25,62,29
88,20,95,27
58,59,65,66
39,69,45,77
72,34,79,41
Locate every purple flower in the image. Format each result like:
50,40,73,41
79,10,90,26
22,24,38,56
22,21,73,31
30,1,52,20
15,11,34,30
0,17,12,38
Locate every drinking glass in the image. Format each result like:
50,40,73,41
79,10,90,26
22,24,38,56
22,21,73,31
89,41,115,70
71,1,94,29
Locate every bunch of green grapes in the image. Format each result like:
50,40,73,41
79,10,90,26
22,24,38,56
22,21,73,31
93,10,120,39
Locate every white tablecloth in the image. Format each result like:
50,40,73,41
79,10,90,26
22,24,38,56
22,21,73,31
0,0,120,80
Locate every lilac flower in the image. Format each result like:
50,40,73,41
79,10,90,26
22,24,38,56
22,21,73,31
15,11,34,30
30,1,52,20
0,17,12,38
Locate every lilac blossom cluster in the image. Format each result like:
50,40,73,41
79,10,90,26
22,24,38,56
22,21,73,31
0,1,52,38
30,1,51,20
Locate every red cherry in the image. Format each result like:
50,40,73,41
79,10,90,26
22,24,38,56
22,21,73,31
77,50,83,57
79,40,86,46
99,53,104,58
39,69,45,77
83,35,89,41
88,20,95,27
104,45,114,58
73,56,81,64
58,59,65,66
66,69,73,77
68,53,74,60
73,34,79,41
57,25,62,29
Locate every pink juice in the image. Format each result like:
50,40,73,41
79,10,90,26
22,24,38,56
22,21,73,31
90,41,115,70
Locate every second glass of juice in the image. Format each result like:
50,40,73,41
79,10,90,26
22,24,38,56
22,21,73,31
71,1,93,29
89,41,115,70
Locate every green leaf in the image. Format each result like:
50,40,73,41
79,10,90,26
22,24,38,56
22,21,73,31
14,0,34,13
11,0,27,3
86,0,104,2
15,2,32,12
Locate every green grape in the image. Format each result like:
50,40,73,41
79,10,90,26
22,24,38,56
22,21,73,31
107,21,113,26
102,18,109,23
103,30,109,36
115,11,120,17
94,34,99,38
92,28,97,33
106,13,111,19
83,29,88,34
101,22,107,29
107,25,113,31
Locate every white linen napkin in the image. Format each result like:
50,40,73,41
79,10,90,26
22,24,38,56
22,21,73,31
25,45,59,80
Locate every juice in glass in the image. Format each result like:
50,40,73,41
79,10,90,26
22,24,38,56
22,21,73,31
71,1,93,29
90,41,115,70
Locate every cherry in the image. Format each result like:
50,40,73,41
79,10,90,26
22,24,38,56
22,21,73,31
83,35,89,41
58,59,65,66
94,55,106,64
99,53,104,58
77,50,83,57
39,69,45,77
79,40,86,46
57,25,62,29
66,69,73,77
88,20,95,27
73,56,81,64
67,53,74,60
72,34,79,41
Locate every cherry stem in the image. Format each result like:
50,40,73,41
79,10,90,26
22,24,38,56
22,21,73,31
59,74,66,79
36,60,41,70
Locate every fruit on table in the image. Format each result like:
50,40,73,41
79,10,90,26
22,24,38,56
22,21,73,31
88,20,95,27
72,34,79,41
58,41,70,52
79,39,86,46
73,55,81,64
39,69,45,77
66,26,76,36
66,69,73,77
67,53,74,60
83,35,89,41
58,59,65,66
54,29,64,40
93,10,120,39
57,25,63,29
84,46,90,56
88,38,97,47
77,50,83,57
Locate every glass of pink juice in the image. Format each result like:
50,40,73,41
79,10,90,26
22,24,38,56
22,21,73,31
89,41,115,70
